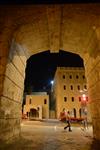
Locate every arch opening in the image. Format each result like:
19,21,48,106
0,4,100,143
23,50,92,125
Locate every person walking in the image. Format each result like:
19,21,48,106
60,108,72,132
81,108,88,131
64,110,72,132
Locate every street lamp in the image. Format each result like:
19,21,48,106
50,80,54,85
79,89,88,118
81,94,87,107
50,80,55,111
50,80,54,92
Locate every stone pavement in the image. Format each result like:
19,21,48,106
0,120,100,150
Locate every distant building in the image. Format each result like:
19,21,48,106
23,67,91,122
23,92,49,119
52,67,91,122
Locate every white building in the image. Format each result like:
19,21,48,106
23,92,49,119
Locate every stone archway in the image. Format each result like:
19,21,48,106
0,4,100,141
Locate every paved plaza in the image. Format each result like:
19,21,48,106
0,120,100,150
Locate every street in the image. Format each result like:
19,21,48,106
1,119,99,150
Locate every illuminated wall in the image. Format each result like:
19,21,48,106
24,93,49,119
53,67,91,122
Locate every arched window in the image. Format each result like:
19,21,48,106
69,75,72,79
63,75,65,79
64,97,67,102
76,75,79,79
79,108,82,118
83,75,85,79
77,85,80,90
84,85,87,89
73,108,76,118
29,98,31,104
44,99,47,104
64,85,66,90
71,85,73,90
72,97,74,102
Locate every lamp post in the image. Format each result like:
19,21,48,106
80,89,88,118
50,80,54,92
50,80,55,111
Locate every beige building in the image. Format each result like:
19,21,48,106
52,67,91,122
24,92,49,119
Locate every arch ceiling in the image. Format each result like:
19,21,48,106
1,4,100,57
0,3,100,142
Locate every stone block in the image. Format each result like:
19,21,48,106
90,100,100,118
3,76,23,102
0,96,21,118
92,118,100,140
5,62,24,89
0,118,20,141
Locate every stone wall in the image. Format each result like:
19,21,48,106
84,51,100,140
0,4,100,142
0,40,28,141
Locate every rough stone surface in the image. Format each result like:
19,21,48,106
0,4,100,141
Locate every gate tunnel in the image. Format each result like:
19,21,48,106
0,4,100,142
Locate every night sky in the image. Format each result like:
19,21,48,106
24,50,84,93
0,0,98,4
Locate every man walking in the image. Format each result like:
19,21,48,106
64,110,72,132
60,108,72,132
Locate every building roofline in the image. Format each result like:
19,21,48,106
56,66,85,70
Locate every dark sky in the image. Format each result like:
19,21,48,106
24,50,84,93
0,0,98,4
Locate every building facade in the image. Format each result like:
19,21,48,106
24,92,49,119
52,67,91,121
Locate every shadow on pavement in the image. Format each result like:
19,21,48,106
90,139,100,150
0,137,33,150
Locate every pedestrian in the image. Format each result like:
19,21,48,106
59,108,72,132
64,110,72,132
81,108,88,131
59,108,66,122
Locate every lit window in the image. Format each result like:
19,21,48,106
82,96,88,102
